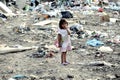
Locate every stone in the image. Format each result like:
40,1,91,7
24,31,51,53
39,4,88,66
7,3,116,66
67,75,74,78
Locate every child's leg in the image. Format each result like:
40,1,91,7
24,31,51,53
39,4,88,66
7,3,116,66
63,52,67,62
64,51,70,63
61,52,66,63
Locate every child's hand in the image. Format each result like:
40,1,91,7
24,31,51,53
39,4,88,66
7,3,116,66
64,26,68,29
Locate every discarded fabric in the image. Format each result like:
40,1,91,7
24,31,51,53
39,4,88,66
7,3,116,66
86,38,104,47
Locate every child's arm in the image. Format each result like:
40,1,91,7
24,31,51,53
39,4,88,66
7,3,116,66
58,34,62,47
64,26,70,35
66,28,70,35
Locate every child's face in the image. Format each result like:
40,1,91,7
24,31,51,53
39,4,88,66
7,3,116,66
62,23,68,29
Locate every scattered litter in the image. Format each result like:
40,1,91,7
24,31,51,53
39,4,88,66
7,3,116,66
8,75,28,80
45,51,54,58
86,38,104,47
0,1,120,79
0,13,7,21
32,52,45,58
0,46,37,54
12,74,28,80
61,11,73,18
98,8,103,12
8,78,16,80
88,61,116,67
98,46,113,53
33,20,56,26
70,23,83,33
13,23,30,34
0,2,13,13
100,13,110,22
110,18,118,23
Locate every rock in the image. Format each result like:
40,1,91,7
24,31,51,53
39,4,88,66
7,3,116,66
30,75,39,80
67,75,74,78
106,74,116,79
39,76,55,79
35,70,43,74
59,77,64,80
95,51,104,58
45,51,54,58
80,20,86,25
7,70,14,74
2,76,7,80
32,48,47,58
115,74,120,78
51,76,56,80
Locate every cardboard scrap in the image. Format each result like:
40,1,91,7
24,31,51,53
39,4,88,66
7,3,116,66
0,46,38,54
33,20,55,26
33,19,75,26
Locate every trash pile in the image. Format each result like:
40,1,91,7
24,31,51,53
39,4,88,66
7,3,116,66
0,0,120,80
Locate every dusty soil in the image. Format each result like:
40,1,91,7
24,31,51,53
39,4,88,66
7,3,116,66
0,9,120,80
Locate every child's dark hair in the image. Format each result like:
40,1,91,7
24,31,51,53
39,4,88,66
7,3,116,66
59,18,68,29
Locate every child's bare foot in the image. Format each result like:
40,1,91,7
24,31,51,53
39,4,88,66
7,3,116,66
65,62,70,64
62,62,70,66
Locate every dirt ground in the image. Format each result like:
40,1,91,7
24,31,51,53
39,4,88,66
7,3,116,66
0,6,120,80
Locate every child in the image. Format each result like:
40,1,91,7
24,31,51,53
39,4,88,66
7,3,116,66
57,18,72,65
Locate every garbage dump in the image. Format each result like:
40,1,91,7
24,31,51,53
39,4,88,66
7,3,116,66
0,0,120,80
